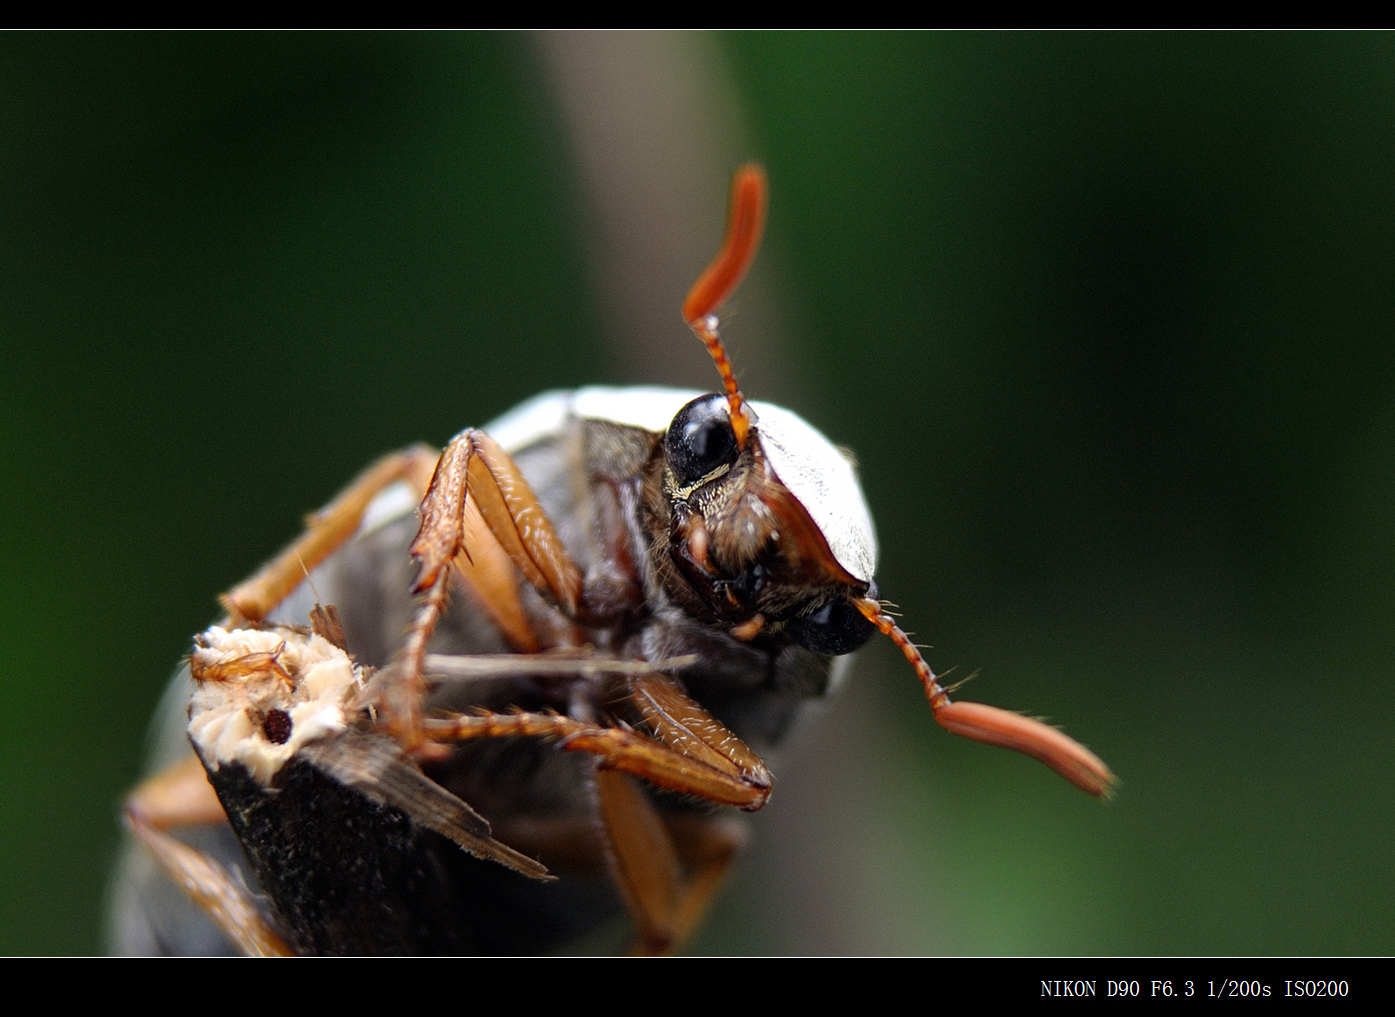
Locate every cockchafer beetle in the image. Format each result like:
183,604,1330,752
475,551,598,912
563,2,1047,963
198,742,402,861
117,165,1114,957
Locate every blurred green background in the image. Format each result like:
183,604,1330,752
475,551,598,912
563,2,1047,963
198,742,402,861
3,33,1394,954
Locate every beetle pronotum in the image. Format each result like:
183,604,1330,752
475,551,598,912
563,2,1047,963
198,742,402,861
121,165,1113,956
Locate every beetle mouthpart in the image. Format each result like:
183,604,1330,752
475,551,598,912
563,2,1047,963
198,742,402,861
729,614,766,641
683,165,768,451
851,597,1116,798
686,514,711,571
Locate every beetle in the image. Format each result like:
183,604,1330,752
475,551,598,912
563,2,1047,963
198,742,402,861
116,165,1113,956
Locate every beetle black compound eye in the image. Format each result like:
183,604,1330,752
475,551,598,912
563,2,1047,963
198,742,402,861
666,394,739,486
789,597,876,656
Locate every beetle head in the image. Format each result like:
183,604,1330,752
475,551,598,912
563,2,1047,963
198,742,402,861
646,390,877,654
655,166,876,654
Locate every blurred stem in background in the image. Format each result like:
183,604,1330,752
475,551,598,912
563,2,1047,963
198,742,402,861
534,30,898,954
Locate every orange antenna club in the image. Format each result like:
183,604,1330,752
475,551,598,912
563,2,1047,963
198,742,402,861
683,164,768,449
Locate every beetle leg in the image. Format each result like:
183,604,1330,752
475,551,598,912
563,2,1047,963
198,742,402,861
124,754,292,957
422,708,771,810
594,772,751,955
483,810,742,875
610,670,769,948
452,496,542,653
394,429,586,740
479,805,745,955
422,670,773,808
626,670,771,791
221,444,441,625
594,769,682,952
412,428,584,615
126,753,227,831
663,813,748,947
124,817,292,957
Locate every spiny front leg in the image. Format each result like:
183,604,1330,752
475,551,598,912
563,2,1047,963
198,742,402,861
422,668,772,808
420,668,770,811
422,708,770,809
625,670,771,792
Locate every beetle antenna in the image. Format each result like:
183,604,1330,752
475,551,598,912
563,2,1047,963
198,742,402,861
941,667,975,696
852,597,1116,798
683,164,768,449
